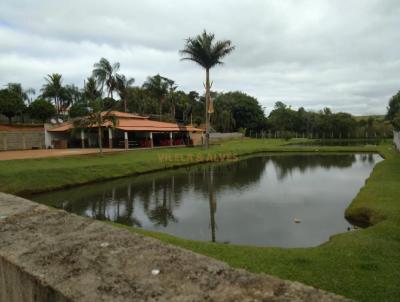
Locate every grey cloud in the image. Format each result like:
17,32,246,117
0,0,399,115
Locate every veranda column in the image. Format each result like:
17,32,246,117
124,131,128,149
170,132,173,146
81,129,85,148
150,132,154,148
108,128,113,148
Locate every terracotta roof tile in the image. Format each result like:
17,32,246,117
47,111,204,133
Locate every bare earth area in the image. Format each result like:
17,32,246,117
0,148,125,161
0,193,349,302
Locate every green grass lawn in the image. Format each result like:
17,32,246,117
1,139,399,301
0,139,378,195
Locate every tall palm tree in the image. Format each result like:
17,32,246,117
41,73,64,116
143,74,170,120
116,74,135,112
84,76,102,101
180,30,235,148
25,88,36,105
64,84,82,107
92,58,120,99
167,80,178,119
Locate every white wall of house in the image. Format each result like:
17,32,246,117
44,124,52,148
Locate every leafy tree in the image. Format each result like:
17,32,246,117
0,89,26,123
211,91,265,132
69,100,89,118
392,112,400,131
28,99,55,122
116,74,135,112
183,91,196,124
173,90,190,122
143,74,171,120
386,91,400,120
92,58,120,98
265,102,362,138
6,83,35,105
274,101,287,110
268,102,297,132
232,98,266,131
102,97,117,110
180,30,235,147
387,91,400,132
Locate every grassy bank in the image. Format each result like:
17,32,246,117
1,139,398,301
0,139,377,195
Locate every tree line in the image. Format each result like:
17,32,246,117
0,29,397,139
0,69,395,139
263,101,393,139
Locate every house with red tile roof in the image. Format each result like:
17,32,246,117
47,111,204,149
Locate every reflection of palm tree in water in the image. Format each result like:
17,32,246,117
92,190,108,220
271,154,357,180
149,184,177,227
208,166,217,243
114,184,142,227
209,188,217,242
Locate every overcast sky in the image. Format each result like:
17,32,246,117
0,0,399,115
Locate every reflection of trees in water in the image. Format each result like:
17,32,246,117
35,153,368,232
148,183,178,227
190,157,268,196
114,185,142,227
89,185,142,227
360,153,375,164
270,154,357,180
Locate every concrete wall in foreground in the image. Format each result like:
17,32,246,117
394,131,400,151
0,193,348,302
0,257,70,302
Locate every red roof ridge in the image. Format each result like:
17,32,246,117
102,111,148,119
48,111,204,133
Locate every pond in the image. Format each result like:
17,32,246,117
31,153,382,247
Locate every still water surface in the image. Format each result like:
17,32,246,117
31,153,381,247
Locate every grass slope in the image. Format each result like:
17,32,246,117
0,139,377,195
1,139,398,301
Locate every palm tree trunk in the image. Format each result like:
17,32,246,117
159,98,163,121
205,68,210,148
208,168,216,242
209,190,216,243
124,98,127,112
98,115,103,155
55,97,59,116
